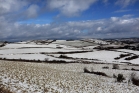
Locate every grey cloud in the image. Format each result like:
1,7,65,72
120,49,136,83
0,16,139,41
0,0,137,20
0,0,97,18
25,4,40,18
0,0,42,21
115,0,138,8
46,0,97,17
0,0,28,15
0,0,139,41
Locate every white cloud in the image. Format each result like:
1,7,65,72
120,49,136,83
120,20,131,24
115,0,137,8
97,27,102,31
0,0,137,19
122,14,133,18
0,0,41,21
0,0,27,15
47,0,97,16
114,9,131,13
0,16,139,41
111,17,119,22
74,30,80,33
1,0,137,22
0,0,139,40
103,0,108,4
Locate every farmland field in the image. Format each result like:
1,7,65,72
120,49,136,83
0,39,139,93
1,60,139,93
0,40,139,64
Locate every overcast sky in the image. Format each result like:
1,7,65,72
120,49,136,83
0,0,139,41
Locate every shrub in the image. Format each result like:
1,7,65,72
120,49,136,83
131,68,135,71
130,73,139,86
0,43,6,47
56,47,63,49
93,72,108,77
83,67,90,73
0,86,12,93
122,68,129,70
125,55,139,60
114,57,120,60
44,58,48,61
120,54,130,58
47,60,67,63
59,55,68,58
114,54,131,60
37,59,41,62
102,66,109,69
113,74,117,78
83,67,108,77
112,64,119,69
117,74,125,82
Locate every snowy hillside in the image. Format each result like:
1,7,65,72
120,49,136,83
0,39,139,93
0,39,138,64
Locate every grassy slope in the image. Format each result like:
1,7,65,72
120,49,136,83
0,60,139,93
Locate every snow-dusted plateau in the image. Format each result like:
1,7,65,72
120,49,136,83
0,39,139,93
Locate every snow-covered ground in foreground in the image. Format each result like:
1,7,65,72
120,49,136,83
0,60,139,93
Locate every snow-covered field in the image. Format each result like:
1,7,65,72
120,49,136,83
0,40,139,64
0,40,139,93
53,40,96,47
1,43,76,49
116,49,139,55
0,60,139,93
65,50,127,63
